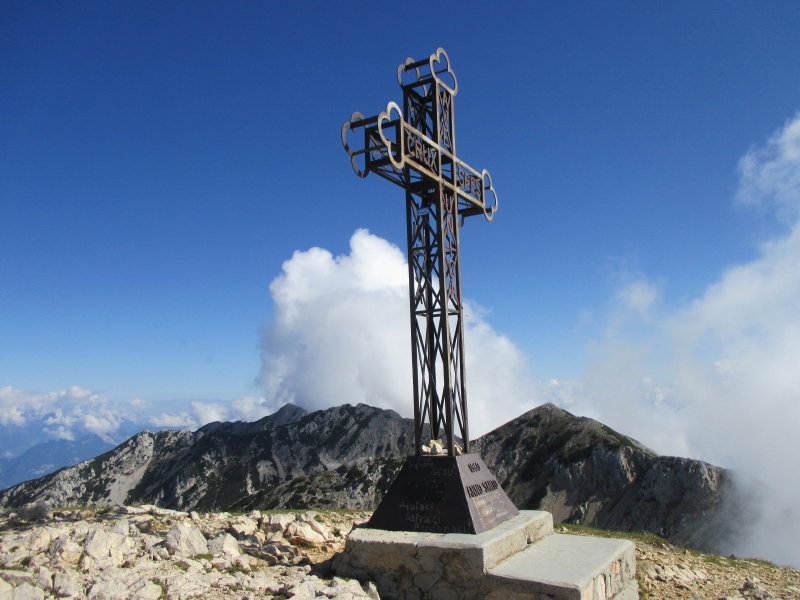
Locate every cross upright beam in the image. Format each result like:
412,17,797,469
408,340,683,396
343,48,498,458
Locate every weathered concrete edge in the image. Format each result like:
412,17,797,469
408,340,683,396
347,510,553,571
487,534,637,600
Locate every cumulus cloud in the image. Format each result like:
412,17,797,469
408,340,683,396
190,401,228,425
0,385,135,443
146,395,271,431
149,411,197,429
231,395,271,422
573,113,800,568
259,228,540,436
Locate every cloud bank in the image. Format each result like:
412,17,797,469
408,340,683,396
0,386,135,444
574,113,800,567
0,385,271,454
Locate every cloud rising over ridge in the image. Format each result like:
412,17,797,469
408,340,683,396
258,228,539,436
575,113,800,567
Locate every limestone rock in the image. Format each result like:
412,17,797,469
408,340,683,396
52,569,83,598
228,516,258,538
0,578,12,600
208,533,241,557
8,583,45,600
285,521,327,545
83,527,130,567
164,524,208,557
264,513,295,533
50,535,82,564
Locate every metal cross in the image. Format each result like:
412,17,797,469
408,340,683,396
342,48,498,457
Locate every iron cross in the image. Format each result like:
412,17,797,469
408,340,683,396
342,48,498,457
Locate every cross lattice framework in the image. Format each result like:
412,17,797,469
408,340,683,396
343,48,498,457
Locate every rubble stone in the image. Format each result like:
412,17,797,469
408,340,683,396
164,523,208,557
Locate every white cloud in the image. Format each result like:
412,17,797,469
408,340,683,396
190,401,228,425
259,228,541,437
145,397,271,429
616,279,659,318
737,112,800,219
575,113,800,568
231,396,271,422
149,412,197,429
0,385,137,443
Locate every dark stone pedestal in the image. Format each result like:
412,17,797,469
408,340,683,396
367,453,518,534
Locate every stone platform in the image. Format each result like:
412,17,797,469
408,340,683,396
332,510,638,600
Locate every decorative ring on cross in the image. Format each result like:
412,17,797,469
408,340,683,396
397,58,424,90
378,101,405,171
341,111,368,178
429,48,458,95
396,48,458,96
481,169,499,222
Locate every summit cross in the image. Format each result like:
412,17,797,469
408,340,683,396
343,48,498,457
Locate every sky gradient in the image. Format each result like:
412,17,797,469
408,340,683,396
2,1,800,566
2,2,798,403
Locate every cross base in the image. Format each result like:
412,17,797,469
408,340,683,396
367,453,518,534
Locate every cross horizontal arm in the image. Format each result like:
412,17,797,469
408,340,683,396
342,107,498,221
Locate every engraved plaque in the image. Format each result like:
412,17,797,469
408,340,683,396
367,453,518,534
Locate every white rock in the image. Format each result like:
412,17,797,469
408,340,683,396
207,533,241,557
121,505,149,515
301,517,333,541
244,573,282,592
285,521,326,545
52,569,83,598
50,536,82,565
240,532,266,546
165,571,213,600
264,513,295,532
25,529,52,554
0,570,34,587
364,581,381,599
9,583,45,600
0,578,11,600
32,568,52,592
83,528,128,567
229,516,258,538
132,581,163,600
111,518,130,536
164,524,208,557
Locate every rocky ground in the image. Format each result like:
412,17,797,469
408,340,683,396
0,503,376,599
559,524,800,600
1,503,798,600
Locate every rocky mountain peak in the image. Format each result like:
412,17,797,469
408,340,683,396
0,401,737,554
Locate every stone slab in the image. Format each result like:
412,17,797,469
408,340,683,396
488,533,637,600
334,511,638,600
347,510,553,571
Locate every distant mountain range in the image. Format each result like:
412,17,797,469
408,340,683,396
0,402,736,553
0,434,113,490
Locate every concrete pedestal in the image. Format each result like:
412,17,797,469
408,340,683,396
332,510,638,600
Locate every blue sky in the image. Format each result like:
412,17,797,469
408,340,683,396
3,1,800,566
4,1,798,405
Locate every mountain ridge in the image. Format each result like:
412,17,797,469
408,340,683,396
0,402,735,553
